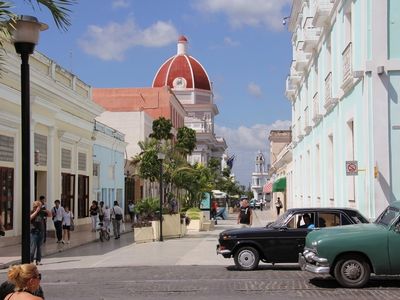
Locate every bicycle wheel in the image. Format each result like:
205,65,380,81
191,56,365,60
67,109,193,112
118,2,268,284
104,230,110,241
99,231,104,242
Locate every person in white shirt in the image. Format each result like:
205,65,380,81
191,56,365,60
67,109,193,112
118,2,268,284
111,201,124,239
62,206,74,244
103,205,111,232
52,200,65,243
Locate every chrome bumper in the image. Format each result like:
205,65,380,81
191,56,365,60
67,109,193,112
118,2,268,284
298,250,330,274
216,244,231,256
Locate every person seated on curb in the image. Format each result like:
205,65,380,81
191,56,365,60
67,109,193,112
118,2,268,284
297,213,315,229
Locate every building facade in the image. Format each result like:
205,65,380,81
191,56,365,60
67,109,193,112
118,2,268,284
152,36,227,165
286,0,399,218
0,41,104,237
92,120,126,210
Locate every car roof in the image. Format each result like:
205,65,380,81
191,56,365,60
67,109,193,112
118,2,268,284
286,207,362,213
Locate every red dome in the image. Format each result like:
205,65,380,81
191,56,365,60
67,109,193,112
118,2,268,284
152,36,211,91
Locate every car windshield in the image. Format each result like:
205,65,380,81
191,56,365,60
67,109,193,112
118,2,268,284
375,206,399,227
346,210,369,224
268,211,292,228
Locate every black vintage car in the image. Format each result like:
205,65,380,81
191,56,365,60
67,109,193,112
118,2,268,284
216,207,369,270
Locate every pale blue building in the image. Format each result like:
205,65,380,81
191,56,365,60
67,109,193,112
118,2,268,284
92,120,127,211
286,0,400,218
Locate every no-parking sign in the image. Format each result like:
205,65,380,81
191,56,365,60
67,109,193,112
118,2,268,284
346,161,358,176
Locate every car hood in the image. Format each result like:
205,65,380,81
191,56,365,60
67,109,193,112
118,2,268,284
220,226,272,238
306,223,386,245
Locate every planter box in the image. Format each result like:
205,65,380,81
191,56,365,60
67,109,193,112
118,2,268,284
187,219,202,231
151,214,187,241
133,226,154,243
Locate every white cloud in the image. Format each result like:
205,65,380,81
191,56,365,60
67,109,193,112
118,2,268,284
215,119,291,185
112,0,130,9
78,19,179,61
223,37,240,47
247,82,263,98
194,0,291,31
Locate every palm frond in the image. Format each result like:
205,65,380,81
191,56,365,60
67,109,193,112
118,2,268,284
27,0,76,31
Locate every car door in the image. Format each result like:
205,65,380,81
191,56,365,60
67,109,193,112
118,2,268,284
388,216,400,273
268,212,311,263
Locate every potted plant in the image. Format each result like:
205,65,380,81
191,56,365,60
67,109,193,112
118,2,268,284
132,197,159,243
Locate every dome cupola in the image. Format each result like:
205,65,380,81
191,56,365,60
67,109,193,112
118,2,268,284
152,36,211,91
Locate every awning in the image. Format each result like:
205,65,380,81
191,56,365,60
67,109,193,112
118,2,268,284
272,177,286,192
263,181,273,193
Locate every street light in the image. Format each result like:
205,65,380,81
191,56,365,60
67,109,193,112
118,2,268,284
10,15,48,263
157,152,165,242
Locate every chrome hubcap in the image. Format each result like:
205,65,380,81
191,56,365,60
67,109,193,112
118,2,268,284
342,260,363,281
238,250,255,268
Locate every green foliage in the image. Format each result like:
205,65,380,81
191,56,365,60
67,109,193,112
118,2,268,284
135,197,159,221
150,117,173,141
185,208,202,220
176,126,196,155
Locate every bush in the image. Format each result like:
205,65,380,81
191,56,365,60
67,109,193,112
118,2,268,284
186,208,202,220
135,197,159,222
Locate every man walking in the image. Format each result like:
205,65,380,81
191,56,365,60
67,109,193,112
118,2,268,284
237,199,253,228
39,196,47,243
52,200,65,243
111,201,124,239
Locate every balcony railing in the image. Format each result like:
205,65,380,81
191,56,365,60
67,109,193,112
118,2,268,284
312,0,335,27
341,42,353,90
324,72,338,112
312,92,322,124
303,27,321,52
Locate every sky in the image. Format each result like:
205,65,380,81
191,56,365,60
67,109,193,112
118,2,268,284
13,0,293,186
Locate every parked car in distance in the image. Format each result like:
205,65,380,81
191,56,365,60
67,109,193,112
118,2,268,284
217,207,369,270
254,199,263,209
299,201,400,288
249,199,256,209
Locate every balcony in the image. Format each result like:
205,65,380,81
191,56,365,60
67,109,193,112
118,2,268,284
293,51,310,71
312,0,335,27
304,107,312,135
324,72,338,113
285,76,296,100
303,27,321,52
341,42,353,92
312,92,322,125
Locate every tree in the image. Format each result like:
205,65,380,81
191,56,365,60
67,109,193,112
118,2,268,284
149,117,173,141
176,126,196,155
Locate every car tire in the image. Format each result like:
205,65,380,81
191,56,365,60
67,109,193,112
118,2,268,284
333,255,371,288
234,246,260,271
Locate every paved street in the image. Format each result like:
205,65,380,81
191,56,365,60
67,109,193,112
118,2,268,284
1,208,400,299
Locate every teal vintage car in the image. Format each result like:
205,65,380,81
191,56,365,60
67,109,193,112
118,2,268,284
299,201,400,288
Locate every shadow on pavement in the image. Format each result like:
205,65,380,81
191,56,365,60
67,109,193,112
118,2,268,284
226,264,300,272
309,276,400,288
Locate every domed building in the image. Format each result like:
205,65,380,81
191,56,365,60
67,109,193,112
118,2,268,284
153,36,226,165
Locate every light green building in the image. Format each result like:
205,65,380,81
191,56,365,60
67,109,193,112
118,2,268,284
286,0,400,218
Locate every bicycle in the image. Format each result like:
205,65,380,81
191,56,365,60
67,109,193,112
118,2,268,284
97,222,110,242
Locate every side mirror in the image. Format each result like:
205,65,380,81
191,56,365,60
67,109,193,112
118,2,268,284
394,223,400,233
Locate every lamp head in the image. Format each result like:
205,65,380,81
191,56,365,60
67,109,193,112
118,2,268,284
10,15,48,49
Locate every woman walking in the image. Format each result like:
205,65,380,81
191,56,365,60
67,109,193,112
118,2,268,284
89,201,99,232
62,206,74,244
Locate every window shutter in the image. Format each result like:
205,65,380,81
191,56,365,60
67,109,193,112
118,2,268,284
0,135,14,162
78,152,87,171
34,134,47,166
61,148,72,169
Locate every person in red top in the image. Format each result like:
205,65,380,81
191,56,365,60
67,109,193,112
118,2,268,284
211,200,218,222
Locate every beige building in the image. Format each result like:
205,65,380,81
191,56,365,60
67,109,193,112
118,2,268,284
0,41,103,238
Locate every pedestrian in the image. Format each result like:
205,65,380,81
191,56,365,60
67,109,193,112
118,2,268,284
275,197,283,216
0,215,5,236
38,196,47,244
127,201,135,222
89,201,99,232
260,199,264,211
103,205,111,232
51,200,65,244
98,201,105,223
62,206,74,244
237,199,253,228
2,263,43,300
111,201,124,239
211,199,218,223
30,200,51,265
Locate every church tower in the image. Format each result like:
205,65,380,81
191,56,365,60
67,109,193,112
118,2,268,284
251,151,268,200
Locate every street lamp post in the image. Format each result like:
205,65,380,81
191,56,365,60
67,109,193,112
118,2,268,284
157,152,165,242
10,15,48,263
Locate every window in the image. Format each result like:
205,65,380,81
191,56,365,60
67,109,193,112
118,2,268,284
78,175,89,218
93,163,99,177
61,173,75,212
0,135,14,162
0,167,14,230
328,134,334,201
61,149,72,169
78,152,87,171
347,120,355,202
34,134,47,166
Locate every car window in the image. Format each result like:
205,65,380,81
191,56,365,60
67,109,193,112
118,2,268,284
345,210,369,224
285,212,315,229
318,212,340,227
375,206,400,227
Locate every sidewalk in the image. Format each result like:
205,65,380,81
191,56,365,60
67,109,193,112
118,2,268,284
0,207,277,269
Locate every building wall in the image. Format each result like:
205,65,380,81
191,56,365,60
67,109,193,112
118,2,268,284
287,0,399,219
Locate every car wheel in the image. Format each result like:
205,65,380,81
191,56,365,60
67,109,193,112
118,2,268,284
333,255,371,288
234,246,259,271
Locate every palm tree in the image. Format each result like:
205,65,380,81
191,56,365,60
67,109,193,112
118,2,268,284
0,0,75,56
